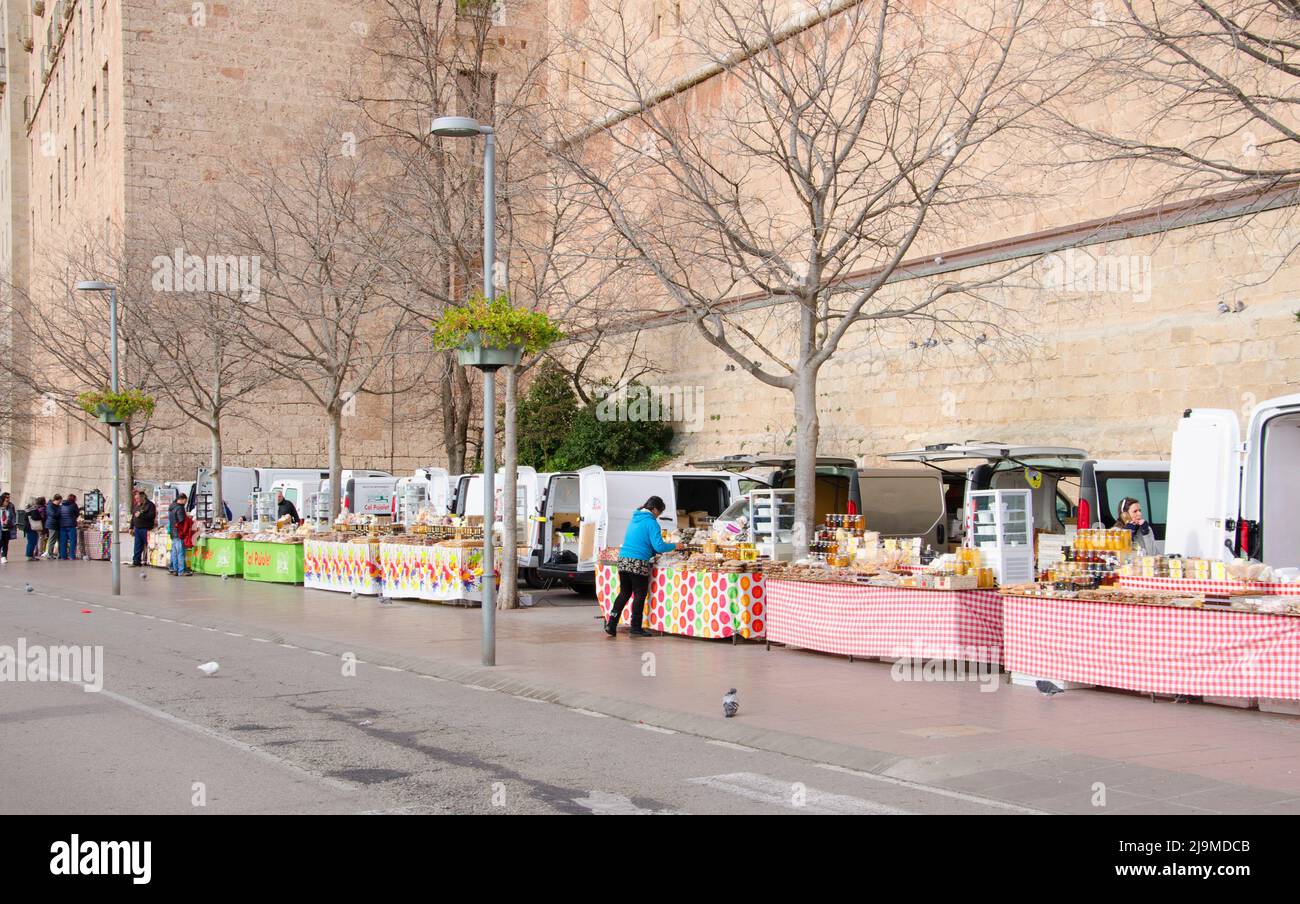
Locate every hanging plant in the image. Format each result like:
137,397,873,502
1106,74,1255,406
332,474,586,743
77,388,156,426
433,292,563,368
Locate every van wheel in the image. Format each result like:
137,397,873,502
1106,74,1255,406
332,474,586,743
522,568,546,589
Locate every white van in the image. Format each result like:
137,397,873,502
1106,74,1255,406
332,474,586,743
393,468,455,524
534,466,746,588
192,467,256,521
885,444,1170,548
322,476,398,518
1165,394,1300,568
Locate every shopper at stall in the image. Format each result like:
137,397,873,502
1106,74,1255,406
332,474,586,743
131,490,157,567
0,493,15,564
605,495,676,638
276,491,300,525
1116,496,1159,555
57,494,80,560
43,494,61,558
168,493,195,575
25,497,46,561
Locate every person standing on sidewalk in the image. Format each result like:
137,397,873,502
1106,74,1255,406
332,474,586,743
44,494,61,558
130,490,157,567
58,494,80,560
605,496,676,638
168,494,194,575
0,493,16,564
25,498,46,561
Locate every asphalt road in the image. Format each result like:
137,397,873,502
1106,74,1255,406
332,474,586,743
0,579,1029,815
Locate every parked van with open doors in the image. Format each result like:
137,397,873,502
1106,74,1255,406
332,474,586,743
1165,394,1300,568
884,444,1170,549
534,467,746,589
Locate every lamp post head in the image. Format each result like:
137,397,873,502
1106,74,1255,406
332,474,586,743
430,115,488,138
75,280,115,292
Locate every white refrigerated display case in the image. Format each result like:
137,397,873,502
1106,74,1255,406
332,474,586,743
969,489,1034,585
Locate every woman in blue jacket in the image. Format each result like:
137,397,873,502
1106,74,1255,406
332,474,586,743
605,496,676,638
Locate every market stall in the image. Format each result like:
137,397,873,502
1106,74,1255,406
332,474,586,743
378,521,497,603
242,537,306,584
304,535,382,595
596,554,766,640
81,519,116,561
1002,540,1300,705
194,535,243,576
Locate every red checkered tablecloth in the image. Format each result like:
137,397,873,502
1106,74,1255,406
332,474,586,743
765,580,1003,662
1003,595,1300,699
1118,575,1297,596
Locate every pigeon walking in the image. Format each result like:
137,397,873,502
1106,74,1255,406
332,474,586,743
722,688,739,718
1035,680,1065,696
24,584,33,593
197,661,220,677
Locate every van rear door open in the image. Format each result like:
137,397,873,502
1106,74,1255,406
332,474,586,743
1165,409,1241,560
1241,394,1300,568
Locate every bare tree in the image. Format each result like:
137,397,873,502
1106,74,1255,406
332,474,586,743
1,222,178,507
222,128,423,519
133,204,269,522
554,0,1056,553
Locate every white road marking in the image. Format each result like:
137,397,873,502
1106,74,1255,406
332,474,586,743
251,637,270,643
308,650,328,657
179,623,194,628
278,644,298,649
570,790,676,815
419,674,446,682
812,763,1047,814
95,688,354,793
633,723,677,735
464,684,495,692
140,614,157,620
224,632,244,637
688,772,911,815
106,607,120,612
157,617,174,623
202,627,218,633
568,708,608,718
706,740,757,752
511,695,546,703
377,666,405,673
121,611,136,617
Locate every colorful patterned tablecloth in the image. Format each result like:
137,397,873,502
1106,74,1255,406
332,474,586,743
765,580,1004,661
379,543,500,603
1003,594,1300,699
305,539,382,595
595,562,766,639
242,541,305,584
82,528,115,561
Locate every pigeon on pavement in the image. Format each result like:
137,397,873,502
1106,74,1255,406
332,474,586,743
1035,680,1065,696
197,662,220,677
722,688,739,718
24,584,33,593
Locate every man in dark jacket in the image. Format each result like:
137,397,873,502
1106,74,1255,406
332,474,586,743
130,490,158,567
275,491,300,525
58,494,80,560
43,494,61,558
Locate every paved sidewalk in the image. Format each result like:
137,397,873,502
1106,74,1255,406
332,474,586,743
5,559,1300,814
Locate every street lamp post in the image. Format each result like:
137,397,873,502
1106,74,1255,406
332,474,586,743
430,115,500,666
75,280,121,597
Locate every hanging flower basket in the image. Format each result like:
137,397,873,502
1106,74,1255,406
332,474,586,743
92,403,125,426
433,292,563,371
77,388,156,428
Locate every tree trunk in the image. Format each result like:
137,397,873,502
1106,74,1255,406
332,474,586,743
499,366,519,609
210,415,224,523
453,362,472,473
327,406,343,520
791,306,820,560
121,438,135,523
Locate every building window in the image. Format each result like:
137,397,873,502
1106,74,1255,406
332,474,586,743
92,86,98,143
73,125,78,174
102,62,109,124
80,109,86,163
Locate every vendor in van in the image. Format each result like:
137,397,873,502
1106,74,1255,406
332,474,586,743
605,495,676,638
1116,496,1159,555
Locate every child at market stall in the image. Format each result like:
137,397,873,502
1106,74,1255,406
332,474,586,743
605,496,676,638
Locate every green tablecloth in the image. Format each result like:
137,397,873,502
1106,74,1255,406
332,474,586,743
241,541,305,584
197,537,243,576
